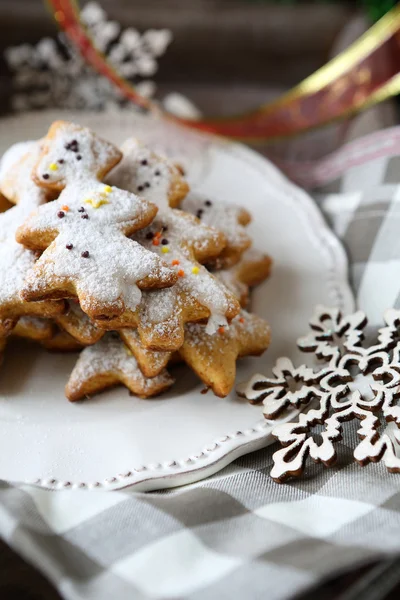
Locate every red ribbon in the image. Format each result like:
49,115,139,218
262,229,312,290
47,0,400,141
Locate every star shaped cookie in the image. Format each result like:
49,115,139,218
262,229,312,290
65,333,174,401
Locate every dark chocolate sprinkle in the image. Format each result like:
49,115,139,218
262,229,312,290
144,182,151,188
146,232,154,240
42,174,49,180
155,170,161,176
196,209,204,218
161,225,168,232
58,159,65,164
81,213,89,219
205,200,212,206
76,155,82,161
78,207,85,212
137,185,144,192
57,211,65,218
161,238,168,245
66,243,73,250
81,251,89,258
141,159,148,166
65,140,79,152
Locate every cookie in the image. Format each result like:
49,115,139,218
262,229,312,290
65,333,174,401
122,310,270,396
0,142,66,335
16,121,177,321
55,300,104,345
180,311,271,397
12,316,54,342
101,141,240,349
216,248,272,307
182,193,252,269
0,140,39,204
0,193,12,214
41,328,86,352
119,328,171,377
107,138,189,209
95,210,241,350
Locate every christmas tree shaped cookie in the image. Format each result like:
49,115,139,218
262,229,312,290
100,141,241,349
16,121,177,321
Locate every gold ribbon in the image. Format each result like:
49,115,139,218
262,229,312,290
47,1,400,141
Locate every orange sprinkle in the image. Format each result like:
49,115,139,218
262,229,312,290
152,238,160,246
177,269,185,277
171,259,180,266
62,205,70,212
218,327,225,334
154,231,162,239
239,317,245,323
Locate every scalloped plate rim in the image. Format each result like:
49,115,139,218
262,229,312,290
0,110,354,491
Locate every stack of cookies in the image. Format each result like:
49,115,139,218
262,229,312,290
0,121,271,401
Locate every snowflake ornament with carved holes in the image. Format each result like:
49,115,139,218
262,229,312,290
238,305,400,483
4,2,172,112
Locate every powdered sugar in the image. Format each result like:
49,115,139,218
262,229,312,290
135,211,232,333
35,122,121,189
185,310,264,352
182,192,251,254
0,140,36,191
215,268,248,305
0,142,55,327
107,138,174,211
109,140,236,334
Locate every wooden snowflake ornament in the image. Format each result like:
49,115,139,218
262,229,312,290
238,306,400,483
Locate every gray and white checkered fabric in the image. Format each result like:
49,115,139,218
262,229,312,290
2,422,400,600
314,129,400,328
2,423,400,600
3,127,400,600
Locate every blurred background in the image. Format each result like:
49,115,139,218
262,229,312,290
0,0,397,118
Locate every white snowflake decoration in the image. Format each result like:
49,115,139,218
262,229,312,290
4,2,172,112
238,305,400,483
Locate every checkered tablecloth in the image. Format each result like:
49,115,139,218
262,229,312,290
3,127,400,600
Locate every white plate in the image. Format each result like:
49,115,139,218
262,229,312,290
0,111,354,491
